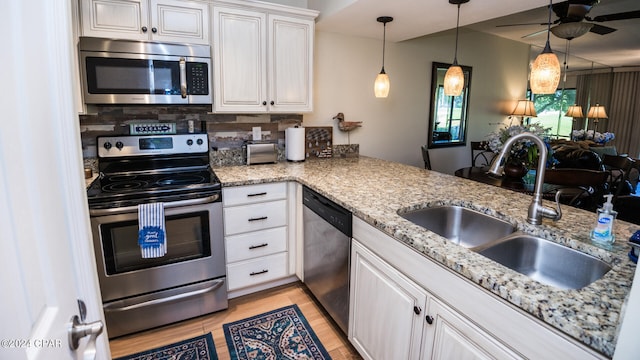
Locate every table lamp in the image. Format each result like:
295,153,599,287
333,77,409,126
587,104,608,132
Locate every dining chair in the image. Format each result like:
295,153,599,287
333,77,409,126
421,145,431,170
470,141,495,167
602,154,636,200
543,168,609,211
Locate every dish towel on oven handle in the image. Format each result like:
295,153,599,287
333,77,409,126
138,203,167,258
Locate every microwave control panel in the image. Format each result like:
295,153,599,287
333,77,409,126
187,62,209,95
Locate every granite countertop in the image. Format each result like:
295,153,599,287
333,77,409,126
213,156,638,358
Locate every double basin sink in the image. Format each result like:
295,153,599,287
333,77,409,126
400,205,611,289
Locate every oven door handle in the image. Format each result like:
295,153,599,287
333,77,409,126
102,279,225,313
89,194,220,216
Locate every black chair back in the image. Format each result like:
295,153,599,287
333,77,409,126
421,145,431,170
470,141,495,167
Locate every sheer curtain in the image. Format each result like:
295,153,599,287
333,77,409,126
609,71,640,158
575,70,640,158
575,72,613,131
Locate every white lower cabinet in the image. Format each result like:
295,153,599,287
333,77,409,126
350,239,520,360
350,217,605,360
223,182,297,295
422,297,520,360
350,240,426,360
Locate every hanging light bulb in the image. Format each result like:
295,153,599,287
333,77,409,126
444,0,469,97
374,16,393,98
530,0,561,94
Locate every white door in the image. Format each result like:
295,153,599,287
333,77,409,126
80,0,148,40
349,240,426,360
151,0,209,44
0,1,109,359
421,297,522,360
268,14,314,113
213,6,268,112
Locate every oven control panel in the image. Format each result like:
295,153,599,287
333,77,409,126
98,134,209,158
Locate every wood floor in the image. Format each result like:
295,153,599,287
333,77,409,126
109,282,362,359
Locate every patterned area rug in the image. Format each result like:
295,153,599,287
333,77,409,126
223,304,332,360
114,333,217,360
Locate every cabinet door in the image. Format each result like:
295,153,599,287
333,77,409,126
422,297,522,360
81,0,148,40
350,240,426,360
268,14,314,112
151,0,208,44
212,6,268,112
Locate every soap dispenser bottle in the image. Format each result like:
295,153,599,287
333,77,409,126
590,194,617,245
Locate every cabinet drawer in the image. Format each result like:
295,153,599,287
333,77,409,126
223,199,287,235
223,183,287,206
226,227,287,263
227,252,288,291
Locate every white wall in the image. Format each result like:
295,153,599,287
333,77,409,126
305,29,531,174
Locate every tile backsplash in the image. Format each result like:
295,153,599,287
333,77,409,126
80,105,358,169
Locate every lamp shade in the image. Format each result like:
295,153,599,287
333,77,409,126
587,104,608,119
374,71,390,98
530,51,561,94
444,65,464,96
510,100,537,117
565,105,584,118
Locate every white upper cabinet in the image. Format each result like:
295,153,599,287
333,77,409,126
212,1,317,113
80,0,209,44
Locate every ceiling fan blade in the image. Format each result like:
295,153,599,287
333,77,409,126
496,22,548,28
588,10,640,22
522,29,548,39
589,23,617,35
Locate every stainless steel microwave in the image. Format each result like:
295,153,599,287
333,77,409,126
79,37,212,105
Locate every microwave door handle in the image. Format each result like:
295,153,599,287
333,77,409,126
179,57,187,98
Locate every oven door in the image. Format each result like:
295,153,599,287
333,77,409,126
91,197,224,302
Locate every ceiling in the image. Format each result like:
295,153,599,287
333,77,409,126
310,0,640,70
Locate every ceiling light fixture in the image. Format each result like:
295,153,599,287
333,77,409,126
374,16,393,98
550,22,594,40
444,0,469,97
530,0,561,95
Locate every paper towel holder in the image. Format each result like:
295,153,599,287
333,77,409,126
286,126,306,162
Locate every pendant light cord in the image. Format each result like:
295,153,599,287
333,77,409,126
543,0,552,52
453,3,461,64
381,22,387,71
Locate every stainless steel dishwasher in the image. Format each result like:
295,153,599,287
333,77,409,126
303,186,352,334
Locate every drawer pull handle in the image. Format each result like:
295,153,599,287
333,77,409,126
249,243,269,250
248,216,268,222
250,269,269,276
247,192,267,197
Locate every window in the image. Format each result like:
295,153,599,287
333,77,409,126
528,89,576,138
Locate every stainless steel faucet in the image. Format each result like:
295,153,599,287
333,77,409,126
487,132,561,224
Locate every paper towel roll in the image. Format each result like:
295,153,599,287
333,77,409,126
286,127,306,161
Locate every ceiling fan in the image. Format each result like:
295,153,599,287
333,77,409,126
497,0,640,40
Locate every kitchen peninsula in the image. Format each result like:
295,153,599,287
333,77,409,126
214,156,637,358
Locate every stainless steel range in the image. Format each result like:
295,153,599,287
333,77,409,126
87,134,227,338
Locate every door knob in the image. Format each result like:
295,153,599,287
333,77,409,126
68,315,104,358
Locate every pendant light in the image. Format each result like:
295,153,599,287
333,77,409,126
374,16,393,98
530,0,561,94
444,0,469,97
